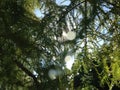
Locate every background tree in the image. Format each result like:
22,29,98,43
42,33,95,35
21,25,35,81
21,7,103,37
0,0,120,90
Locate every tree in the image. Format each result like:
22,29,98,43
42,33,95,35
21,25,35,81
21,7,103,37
0,0,120,90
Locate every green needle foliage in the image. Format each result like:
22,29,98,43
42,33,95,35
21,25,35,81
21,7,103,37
0,0,120,90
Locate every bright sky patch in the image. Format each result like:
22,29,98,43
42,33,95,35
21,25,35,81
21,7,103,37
66,31,76,40
56,0,71,6
65,55,74,70
34,8,44,18
48,69,57,80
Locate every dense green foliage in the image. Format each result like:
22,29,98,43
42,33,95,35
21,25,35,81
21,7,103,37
0,0,120,90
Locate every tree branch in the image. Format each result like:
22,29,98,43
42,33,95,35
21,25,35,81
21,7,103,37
57,1,85,24
13,59,41,88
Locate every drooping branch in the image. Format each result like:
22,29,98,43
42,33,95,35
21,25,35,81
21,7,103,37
13,59,41,88
57,1,85,24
